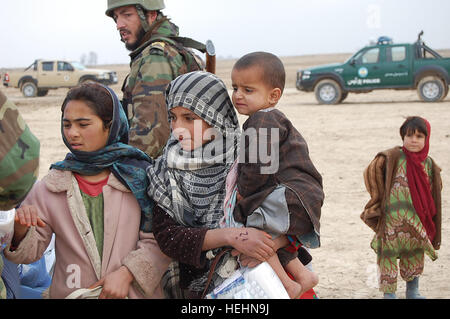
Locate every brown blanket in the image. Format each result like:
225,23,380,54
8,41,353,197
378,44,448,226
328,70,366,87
234,109,324,238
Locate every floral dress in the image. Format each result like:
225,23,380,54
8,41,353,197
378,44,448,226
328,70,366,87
371,151,437,293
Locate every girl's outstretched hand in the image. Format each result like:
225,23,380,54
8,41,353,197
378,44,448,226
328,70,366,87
229,227,275,262
13,205,46,246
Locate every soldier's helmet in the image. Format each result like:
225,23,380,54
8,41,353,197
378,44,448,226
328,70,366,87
105,0,165,17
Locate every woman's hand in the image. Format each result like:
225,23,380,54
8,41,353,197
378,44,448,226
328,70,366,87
229,227,275,262
90,266,134,299
231,249,262,268
13,205,46,246
232,235,290,268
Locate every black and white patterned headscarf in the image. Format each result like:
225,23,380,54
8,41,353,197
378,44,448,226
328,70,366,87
147,71,240,229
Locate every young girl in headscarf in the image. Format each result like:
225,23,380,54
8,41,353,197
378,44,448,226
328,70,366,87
149,71,277,298
361,116,442,299
4,82,171,299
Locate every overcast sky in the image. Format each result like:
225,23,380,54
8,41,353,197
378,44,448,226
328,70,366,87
1,0,450,68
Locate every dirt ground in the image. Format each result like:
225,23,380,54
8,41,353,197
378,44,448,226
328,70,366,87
3,53,450,299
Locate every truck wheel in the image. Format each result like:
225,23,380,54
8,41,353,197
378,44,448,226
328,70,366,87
339,92,349,103
37,89,49,97
442,85,449,100
21,82,37,98
79,77,96,85
314,79,342,104
417,76,446,102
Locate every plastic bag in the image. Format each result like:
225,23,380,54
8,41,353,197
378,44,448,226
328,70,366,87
65,286,103,299
206,262,289,299
0,209,15,248
65,286,129,299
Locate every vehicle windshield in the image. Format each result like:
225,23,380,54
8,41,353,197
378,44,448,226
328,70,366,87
346,47,380,64
71,62,86,70
345,51,362,64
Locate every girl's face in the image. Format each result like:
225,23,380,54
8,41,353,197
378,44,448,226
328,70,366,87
403,129,426,153
63,100,110,152
169,106,214,151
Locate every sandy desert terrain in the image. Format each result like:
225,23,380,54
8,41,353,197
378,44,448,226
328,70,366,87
2,53,450,299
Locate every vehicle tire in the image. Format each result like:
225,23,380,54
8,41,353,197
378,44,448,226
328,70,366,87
339,92,349,103
21,82,37,98
442,85,449,100
417,76,446,102
79,77,96,85
314,79,342,104
37,89,49,97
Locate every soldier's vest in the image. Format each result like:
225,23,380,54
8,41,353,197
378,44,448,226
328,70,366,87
159,35,206,72
121,35,205,120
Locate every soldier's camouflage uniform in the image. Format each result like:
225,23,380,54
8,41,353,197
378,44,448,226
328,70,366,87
123,15,202,158
0,90,40,299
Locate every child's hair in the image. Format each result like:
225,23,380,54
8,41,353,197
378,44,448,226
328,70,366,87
61,82,113,129
399,116,428,140
233,51,286,94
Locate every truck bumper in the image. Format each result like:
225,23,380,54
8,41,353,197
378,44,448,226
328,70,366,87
99,79,117,85
296,70,316,92
98,72,118,85
109,72,118,84
296,77,315,92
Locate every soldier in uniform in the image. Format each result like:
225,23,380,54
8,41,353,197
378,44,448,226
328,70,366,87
0,90,40,299
106,0,203,158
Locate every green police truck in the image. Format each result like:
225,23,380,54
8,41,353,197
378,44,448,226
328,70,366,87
296,32,450,104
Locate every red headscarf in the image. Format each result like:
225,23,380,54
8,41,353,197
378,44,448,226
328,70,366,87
402,118,436,242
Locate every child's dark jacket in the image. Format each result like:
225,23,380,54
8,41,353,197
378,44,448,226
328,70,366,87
234,109,324,242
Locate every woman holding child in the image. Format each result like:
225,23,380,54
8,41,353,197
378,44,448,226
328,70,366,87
148,71,279,298
149,68,322,299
